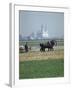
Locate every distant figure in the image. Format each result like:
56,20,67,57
25,42,28,52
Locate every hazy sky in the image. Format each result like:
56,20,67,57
19,10,64,38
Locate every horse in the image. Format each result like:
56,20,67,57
40,40,57,52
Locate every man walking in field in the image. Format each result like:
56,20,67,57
25,42,28,52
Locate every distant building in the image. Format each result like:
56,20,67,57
20,24,49,40
36,24,49,39
29,32,36,40
41,29,48,39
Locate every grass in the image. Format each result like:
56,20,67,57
19,58,64,79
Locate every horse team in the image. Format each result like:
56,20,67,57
19,40,57,53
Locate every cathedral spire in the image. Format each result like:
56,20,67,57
41,24,48,38
45,24,47,31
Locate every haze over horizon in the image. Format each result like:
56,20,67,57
19,10,64,39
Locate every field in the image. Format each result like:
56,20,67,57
19,39,64,46
19,59,64,79
19,39,64,79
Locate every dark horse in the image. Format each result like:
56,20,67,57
40,40,57,52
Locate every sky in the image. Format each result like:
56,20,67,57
19,10,64,38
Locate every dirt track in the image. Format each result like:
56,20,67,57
19,50,64,61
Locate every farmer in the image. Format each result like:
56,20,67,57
25,42,28,52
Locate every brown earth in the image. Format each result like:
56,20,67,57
19,50,64,61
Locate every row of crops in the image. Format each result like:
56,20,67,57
19,39,64,47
